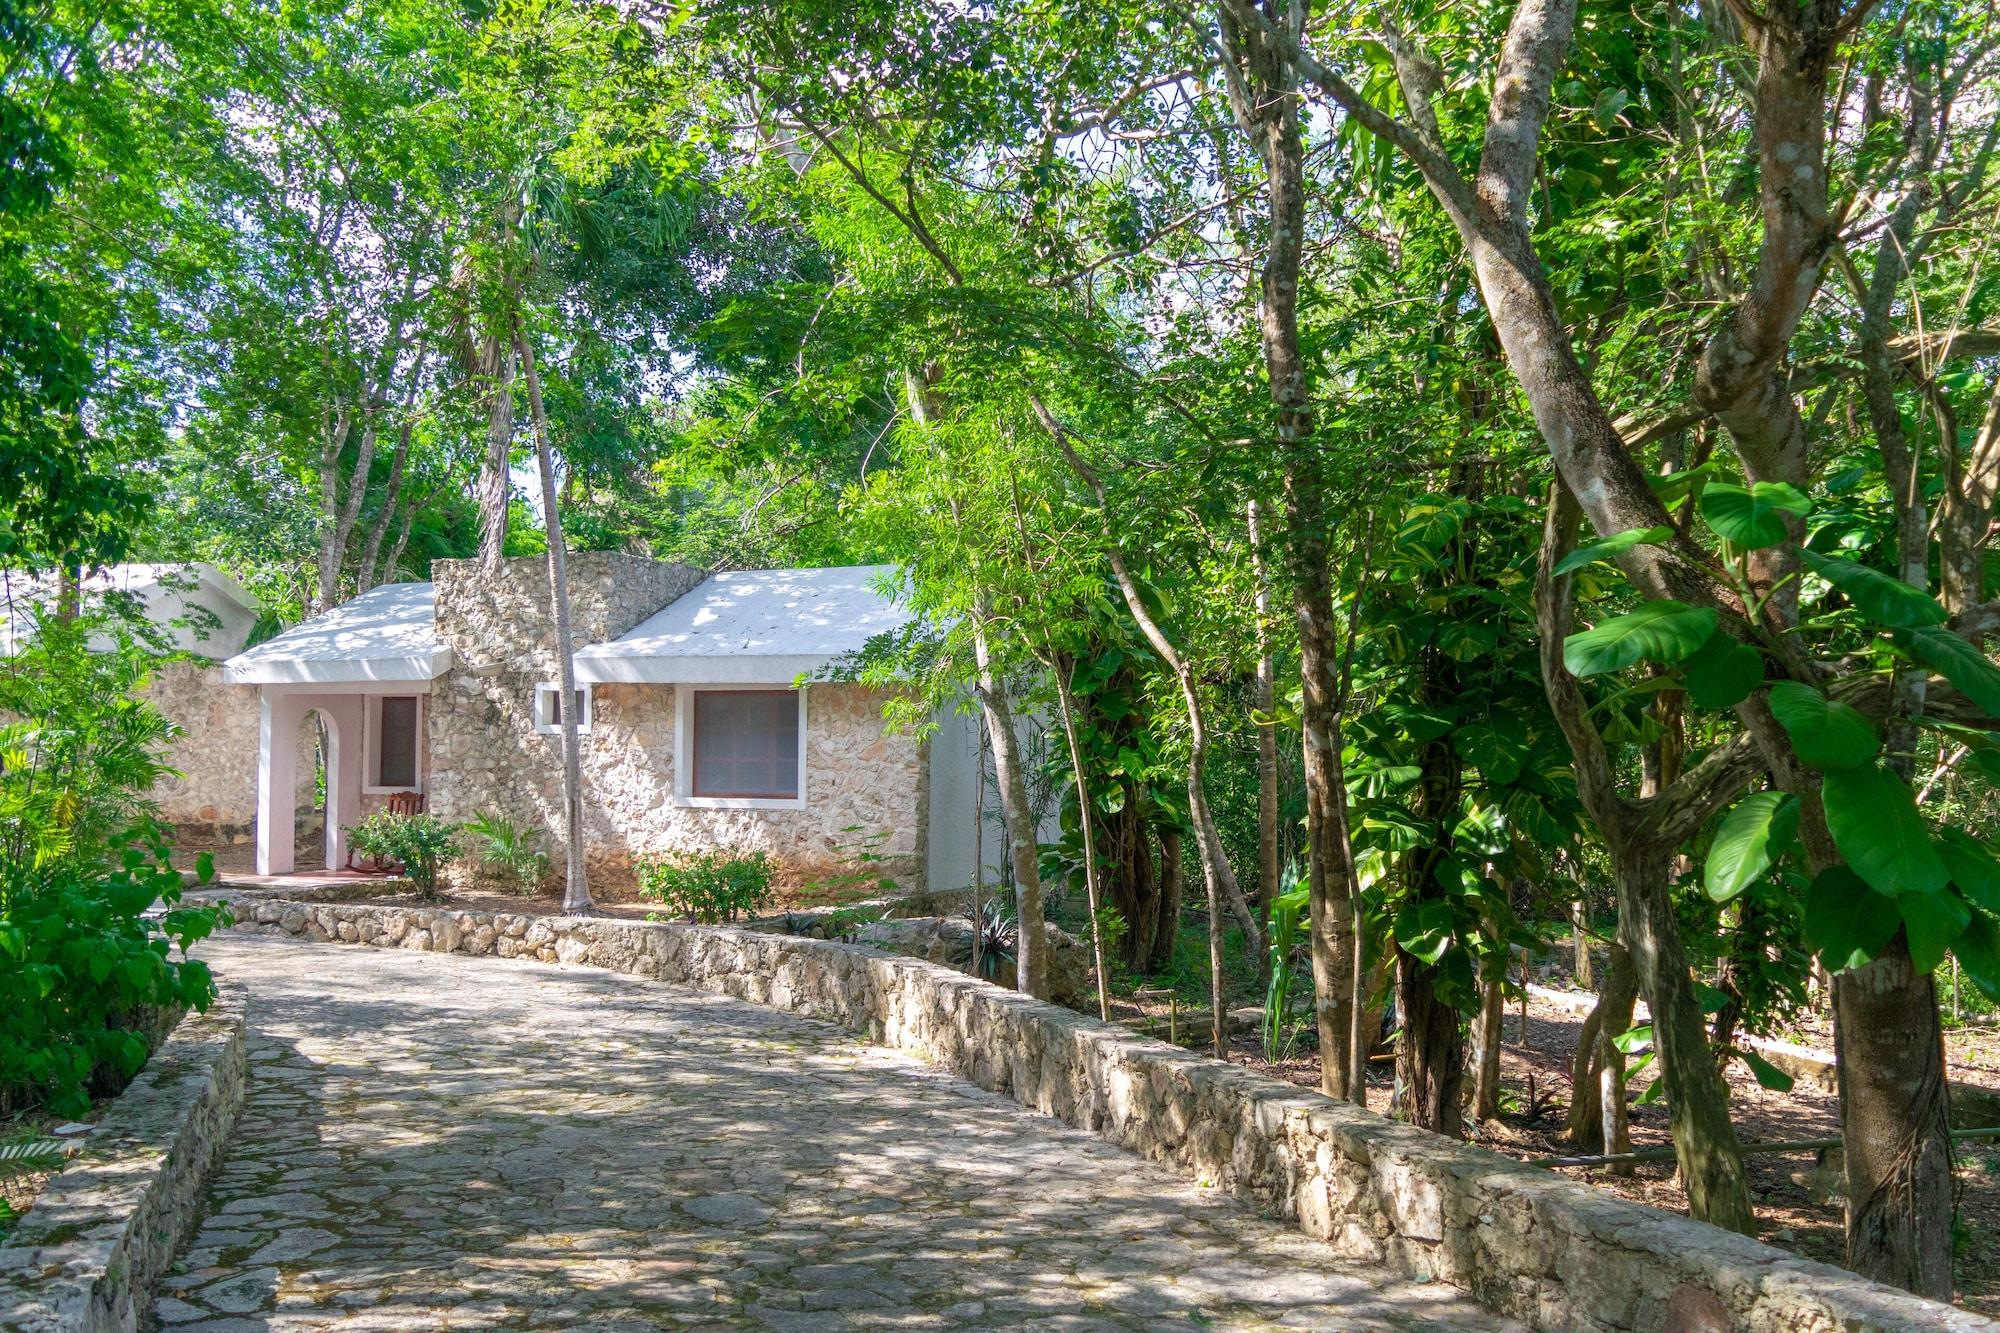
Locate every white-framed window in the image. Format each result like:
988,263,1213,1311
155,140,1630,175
365,694,423,793
675,686,806,809
534,682,593,736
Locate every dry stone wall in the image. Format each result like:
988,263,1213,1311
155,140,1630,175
428,555,926,895
142,662,261,847
0,991,247,1333
225,899,1996,1333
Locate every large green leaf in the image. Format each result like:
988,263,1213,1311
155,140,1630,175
1680,632,1763,710
1898,889,1971,974
1802,550,1947,628
1956,912,2000,1003
1803,866,1901,970
1456,718,1529,784
1563,601,1719,678
1766,681,1878,770
1704,792,1799,903
1701,481,1811,549
1821,765,1949,896
1893,626,2000,718
1553,525,1676,577
1738,1049,1796,1092
1648,460,1720,507
1939,826,2000,914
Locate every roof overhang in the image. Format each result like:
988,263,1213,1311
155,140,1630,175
573,653,828,686
222,649,454,686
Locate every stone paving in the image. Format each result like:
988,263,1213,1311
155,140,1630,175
151,935,1522,1331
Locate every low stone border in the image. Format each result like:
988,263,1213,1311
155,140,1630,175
0,989,247,1333
1527,982,2000,1128
227,900,1994,1332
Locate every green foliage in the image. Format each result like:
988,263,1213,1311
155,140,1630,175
349,812,459,901
460,811,550,896
1262,861,1310,1061
1699,482,1811,550
0,609,225,1118
1703,793,1799,904
635,849,775,923
1562,601,1719,678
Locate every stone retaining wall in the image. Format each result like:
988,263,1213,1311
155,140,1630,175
0,991,248,1332
225,900,1995,1333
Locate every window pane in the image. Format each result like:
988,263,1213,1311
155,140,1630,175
693,691,798,798
378,696,418,788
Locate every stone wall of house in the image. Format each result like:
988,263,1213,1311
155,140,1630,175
221,901,1997,1333
427,555,926,896
141,663,261,847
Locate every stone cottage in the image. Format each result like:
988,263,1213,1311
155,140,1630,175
3,563,267,846
217,555,990,896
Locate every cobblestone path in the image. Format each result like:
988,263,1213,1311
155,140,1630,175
153,935,1520,1331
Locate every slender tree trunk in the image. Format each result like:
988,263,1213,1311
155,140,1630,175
1154,827,1184,975
1472,964,1506,1123
1572,898,1593,989
476,328,516,572
513,325,590,915
1567,942,1636,1153
1050,658,1112,1020
970,610,1048,999
1614,847,1753,1232
1248,497,1281,932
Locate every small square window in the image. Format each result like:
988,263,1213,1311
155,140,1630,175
534,683,592,735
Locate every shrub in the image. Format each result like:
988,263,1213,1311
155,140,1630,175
0,607,227,1118
460,811,550,896
348,811,458,900
635,849,774,923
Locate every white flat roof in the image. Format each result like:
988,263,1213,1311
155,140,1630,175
223,582,451,685
575,565,911,684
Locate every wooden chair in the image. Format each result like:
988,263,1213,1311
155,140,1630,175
385,790,426,817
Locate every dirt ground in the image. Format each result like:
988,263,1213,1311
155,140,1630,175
1121,986,2000,1317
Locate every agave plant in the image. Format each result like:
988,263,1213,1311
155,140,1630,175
953,903,1018,983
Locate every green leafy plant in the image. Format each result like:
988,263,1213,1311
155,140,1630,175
953,902,1018,982
349,811,459,901
635,849,775,923
0,1136,75,1232
0,609,228,1118
461,811,550,896
1262,860,1310,1062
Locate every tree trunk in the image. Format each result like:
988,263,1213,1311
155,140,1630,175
1614,849,1753,1232
476,327,516,572
1397,944,1463,1138
1571,898,1593,989
1154,827,1184,974
1835,936,1954,1298
970,611,1048,999
1472,965,1506,1123
1249,497,1281,933
1566,942,1636,1152
1217,1,1355,1097
513,325,590,916
1049,658,1112,1020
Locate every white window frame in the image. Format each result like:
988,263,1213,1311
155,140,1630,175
362,693,425,794
534,682,593,736
674,684,807,810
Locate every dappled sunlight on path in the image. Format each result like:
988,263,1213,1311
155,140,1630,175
150,936,1519,1331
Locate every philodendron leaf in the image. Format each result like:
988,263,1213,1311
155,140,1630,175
1680,631,1763,710
1821,765,1949,896
1801,550,1947,628
1956,912,2000,1003
1893,625,2000,718
1612,1023,1653,1055
1738,1049,1797,1092
1803,866,1901,970
1766,681,1878,770
1939,826,2000,914
1898,888,1971,975
1701,481,1811,549
1704,791,1799,903
1563,601,1719,678
1553,525,1676,577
